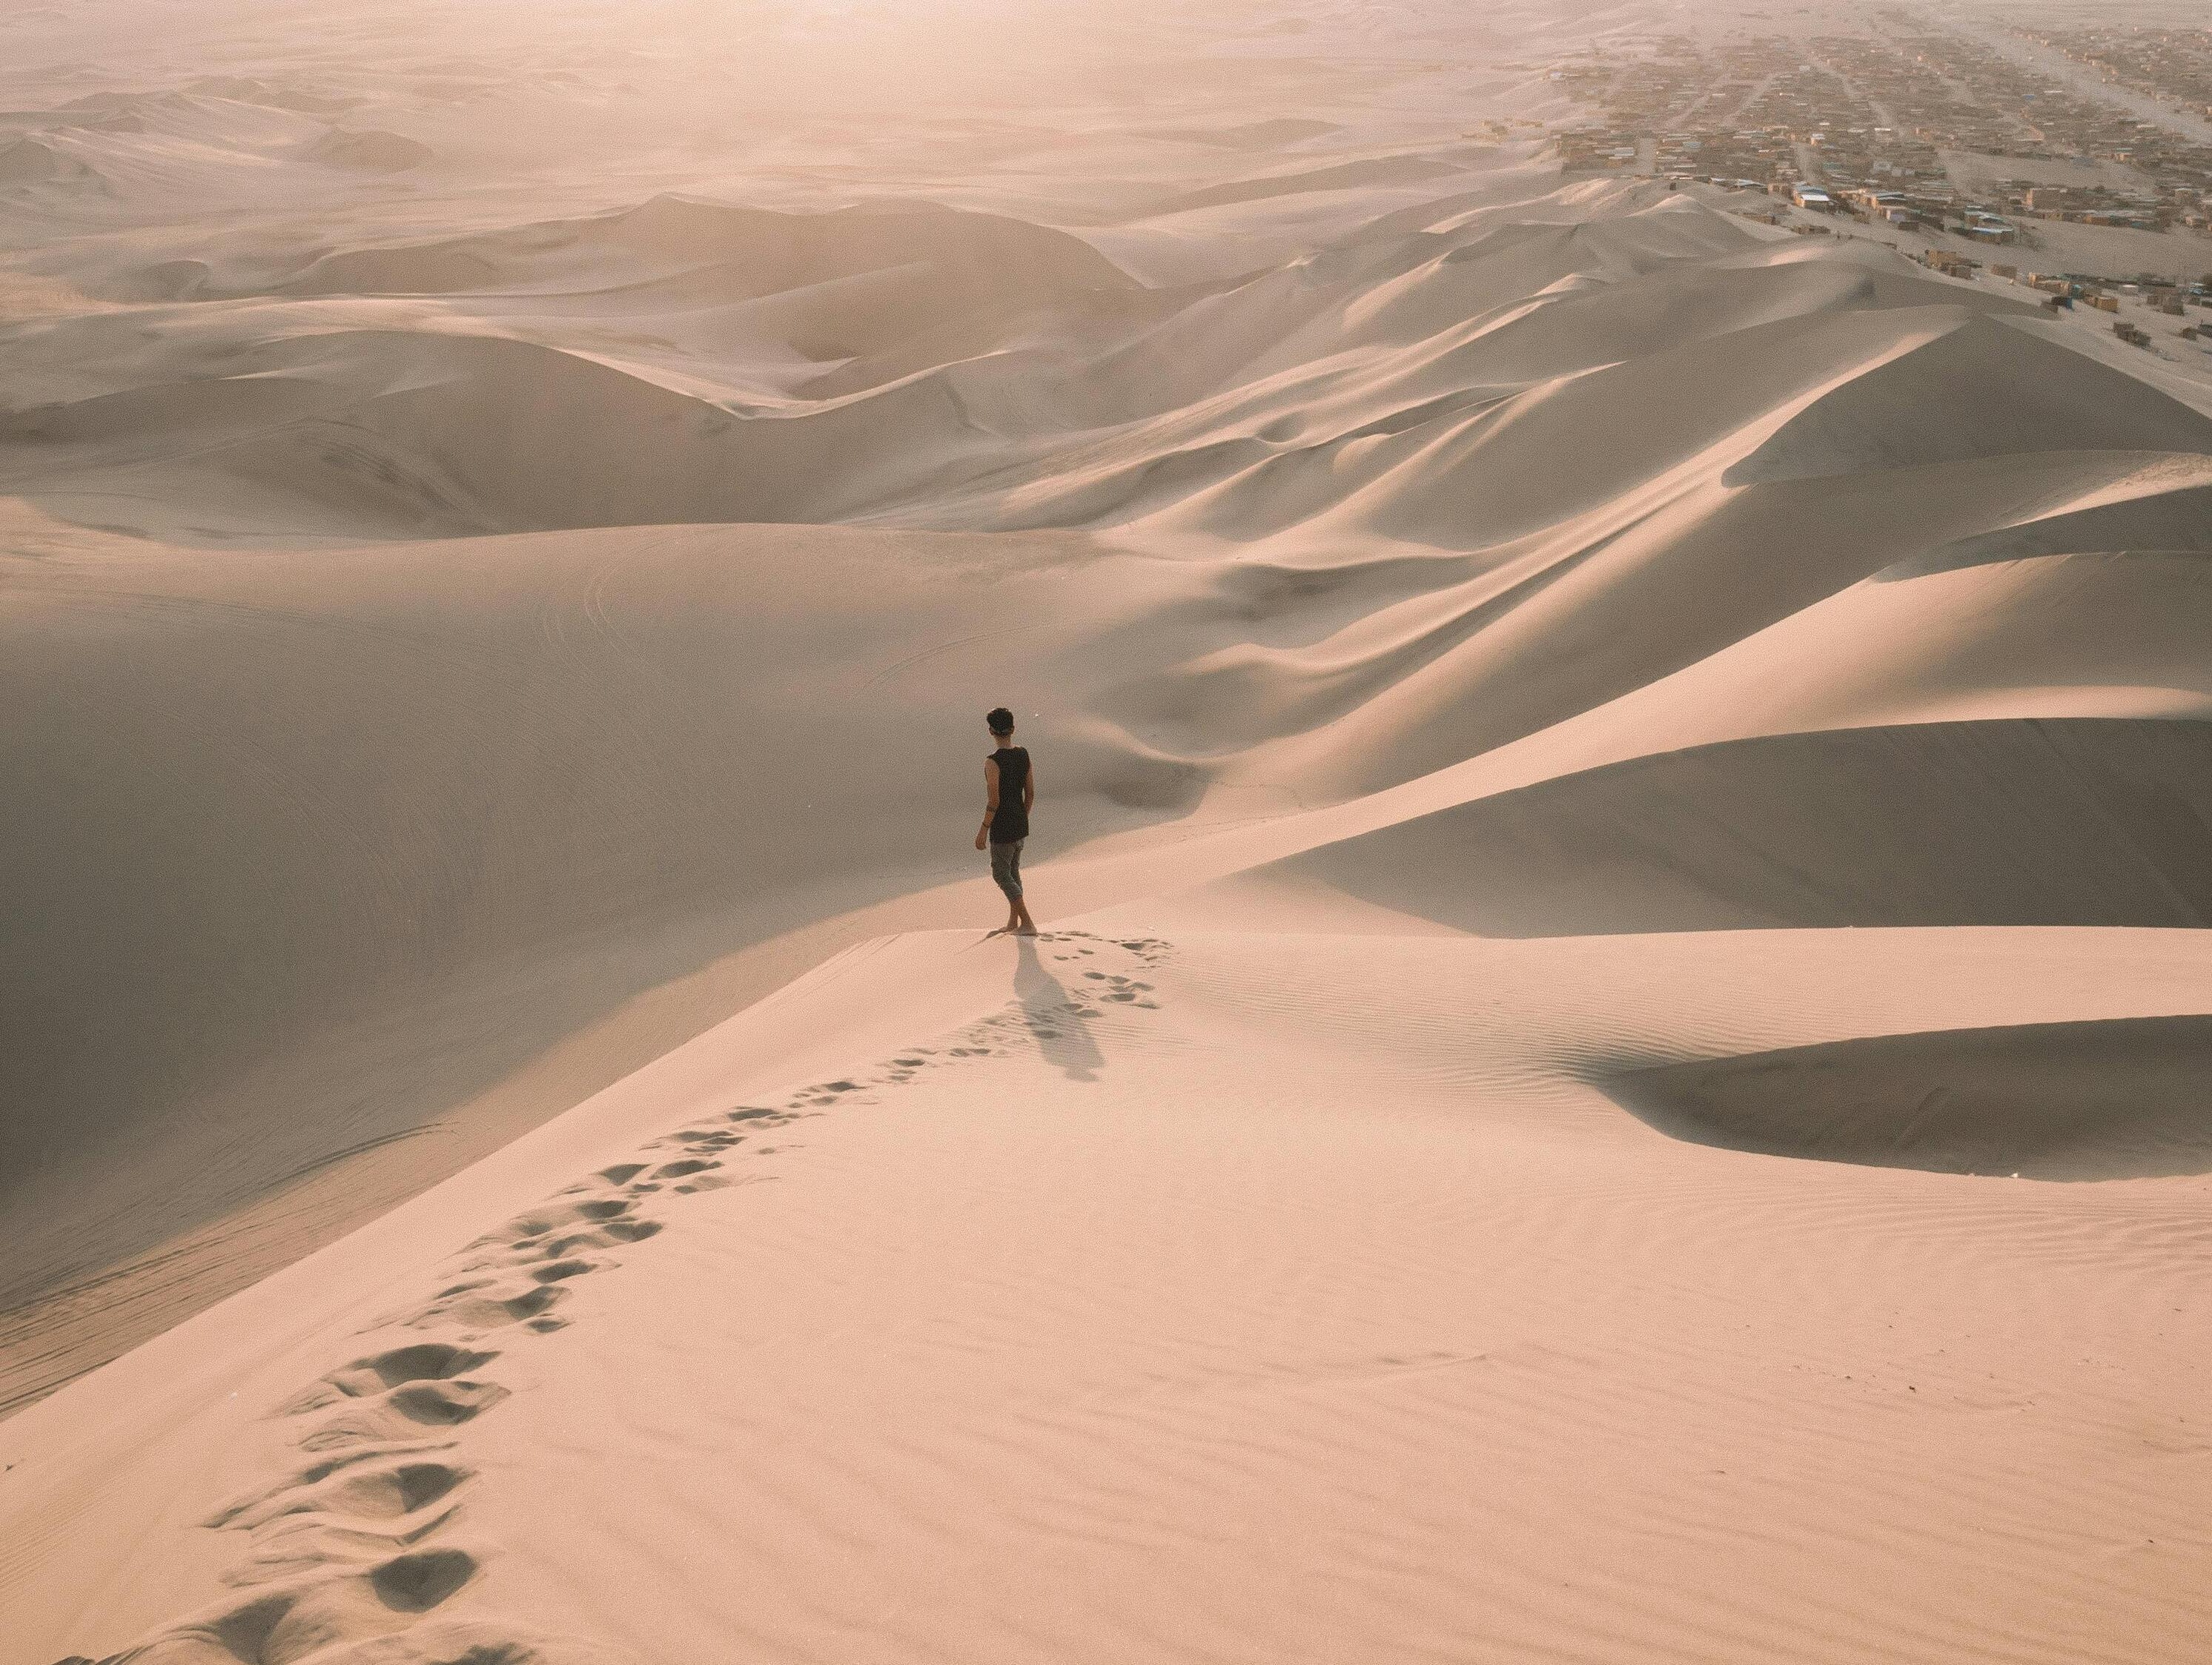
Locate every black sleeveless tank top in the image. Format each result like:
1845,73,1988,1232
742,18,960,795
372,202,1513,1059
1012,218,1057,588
990,747,1030,844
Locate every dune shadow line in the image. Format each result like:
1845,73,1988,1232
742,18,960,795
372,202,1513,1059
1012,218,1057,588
1606,1013,2212,1181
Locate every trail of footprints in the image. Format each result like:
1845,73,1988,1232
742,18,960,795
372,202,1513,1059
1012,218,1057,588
67,933,1168,1665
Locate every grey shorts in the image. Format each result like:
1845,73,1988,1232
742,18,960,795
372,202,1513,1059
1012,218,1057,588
989,838,1024,903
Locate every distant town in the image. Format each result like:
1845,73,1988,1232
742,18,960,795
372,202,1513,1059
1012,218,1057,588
1550,10,2212,334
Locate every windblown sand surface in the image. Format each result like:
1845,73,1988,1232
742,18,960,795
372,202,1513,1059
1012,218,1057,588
4,0,2212,1660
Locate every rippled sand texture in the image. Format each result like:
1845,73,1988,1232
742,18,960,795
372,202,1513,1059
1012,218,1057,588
5,0,2212,1661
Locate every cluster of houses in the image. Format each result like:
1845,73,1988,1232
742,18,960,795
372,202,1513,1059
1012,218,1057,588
1789,184,2019,243
2018,185,2174,232
2024,25,2212,126
1546,27,2212,363
1904,256,2212,354
1878,25,2212,234
1553,21,2212,243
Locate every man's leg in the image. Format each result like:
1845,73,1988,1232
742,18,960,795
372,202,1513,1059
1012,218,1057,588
991,840,1024,931
1009,841,1036,935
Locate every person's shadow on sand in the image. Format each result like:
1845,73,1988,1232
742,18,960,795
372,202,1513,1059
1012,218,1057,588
1013,936,1105,1082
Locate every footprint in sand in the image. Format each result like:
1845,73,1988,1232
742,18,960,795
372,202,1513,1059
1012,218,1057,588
411,1277,569,1336
87,1546,486,1665
664,1128,744,1151
282,1342,500,1414
210,1453,470,1532
293,1376,510,1452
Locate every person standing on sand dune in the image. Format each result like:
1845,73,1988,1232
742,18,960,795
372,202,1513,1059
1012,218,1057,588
976,706,1037,937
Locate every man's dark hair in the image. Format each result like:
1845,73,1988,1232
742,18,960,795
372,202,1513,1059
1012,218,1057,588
987,706,1016,736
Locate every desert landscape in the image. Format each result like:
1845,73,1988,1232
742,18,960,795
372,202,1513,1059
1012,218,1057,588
4,0,2212,1660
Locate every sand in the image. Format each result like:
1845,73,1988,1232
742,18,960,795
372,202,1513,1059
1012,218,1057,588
5,0,2212,1660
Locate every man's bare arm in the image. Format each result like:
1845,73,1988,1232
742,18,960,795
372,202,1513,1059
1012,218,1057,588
976,757,1001,850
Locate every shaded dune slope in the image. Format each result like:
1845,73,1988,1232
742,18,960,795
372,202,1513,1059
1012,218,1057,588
1724,314,2212,485
1903,474,2212,575
1611,1014,2212,1180
1282,718,2212,936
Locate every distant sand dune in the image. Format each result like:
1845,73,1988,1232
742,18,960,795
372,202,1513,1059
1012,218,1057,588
1144,117,1342,149
1282,718,2212,934
274,195,1139,305
0,133,103,191
304,128,431,171
1140,154,1470,217
1725,314,2212,485
18,188,2205,560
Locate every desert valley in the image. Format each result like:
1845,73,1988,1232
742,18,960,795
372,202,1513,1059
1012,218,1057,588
4,0,2212,1661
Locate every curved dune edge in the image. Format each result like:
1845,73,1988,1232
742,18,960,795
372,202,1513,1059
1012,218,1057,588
1609,1013,2212,1179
